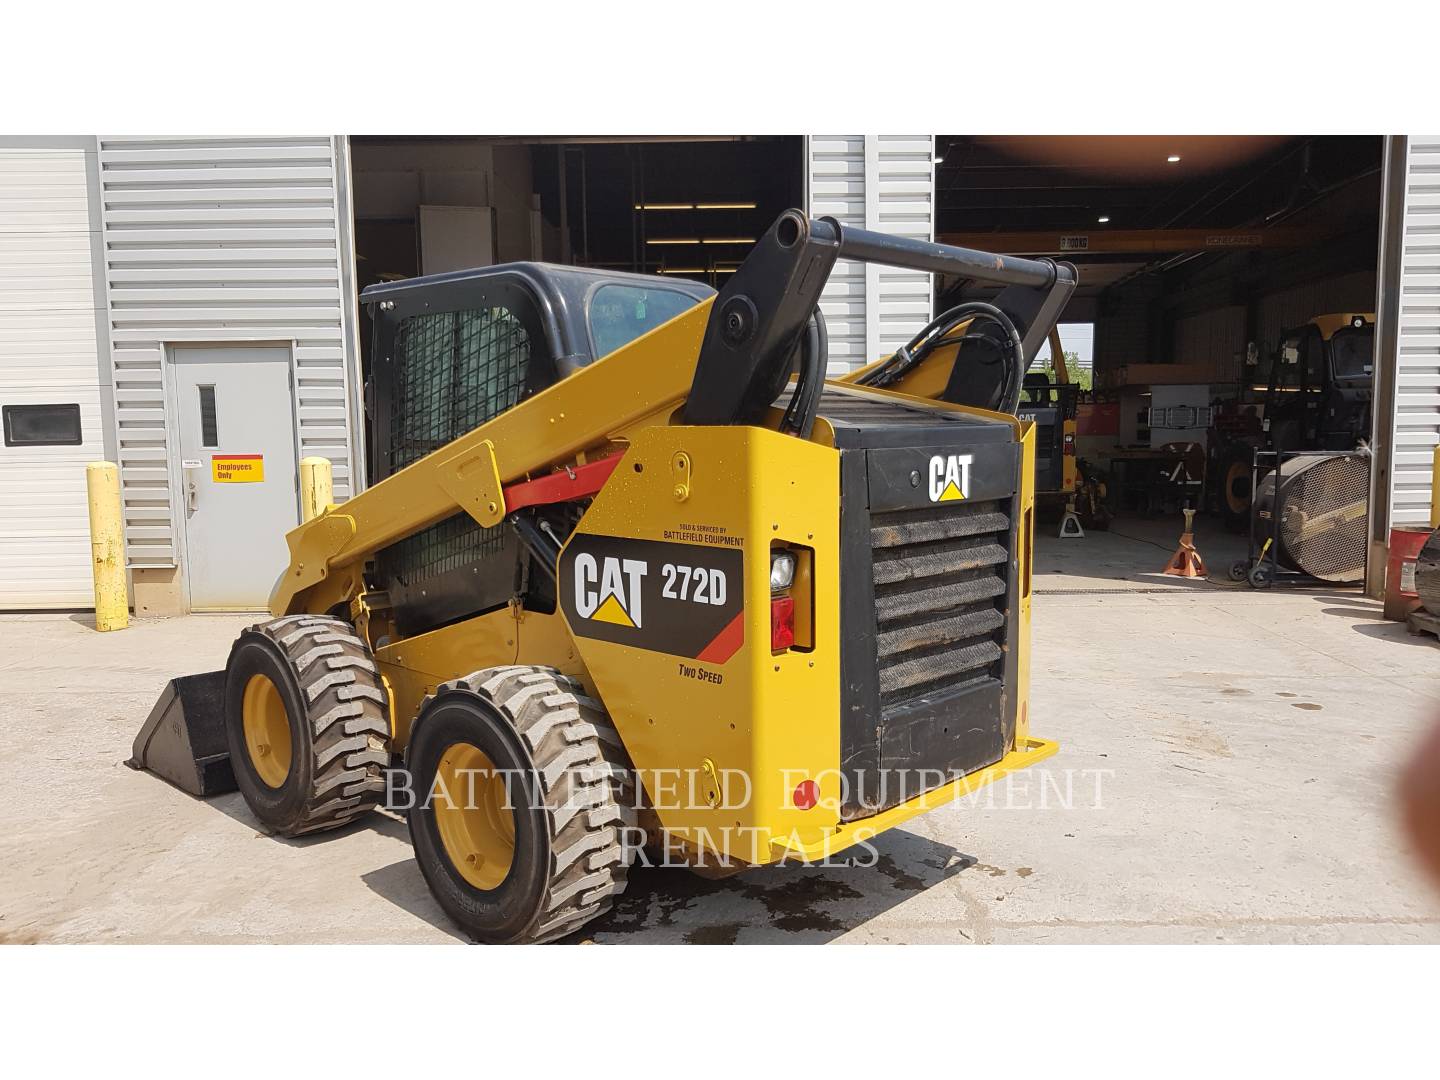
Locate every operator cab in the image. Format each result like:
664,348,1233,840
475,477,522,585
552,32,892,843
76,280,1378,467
1262,313,1374,452
359,265,713,636
361,264,713,482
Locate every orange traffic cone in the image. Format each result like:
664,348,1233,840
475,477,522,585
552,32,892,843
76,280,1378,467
1163,507,1207,578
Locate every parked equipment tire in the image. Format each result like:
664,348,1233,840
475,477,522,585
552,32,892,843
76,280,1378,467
1228,560,1250,583
1218,442,1255,534
405,666,637,944
1247,564,1273,590
224,615,391,836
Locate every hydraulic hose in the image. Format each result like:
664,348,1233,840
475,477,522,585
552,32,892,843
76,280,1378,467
780,307,828,440
857,301,1026,414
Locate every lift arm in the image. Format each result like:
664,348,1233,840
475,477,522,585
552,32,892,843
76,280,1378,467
684,211,1077,427
271,211,1076,616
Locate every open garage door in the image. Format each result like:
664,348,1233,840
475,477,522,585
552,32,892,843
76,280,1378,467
347,136,805,481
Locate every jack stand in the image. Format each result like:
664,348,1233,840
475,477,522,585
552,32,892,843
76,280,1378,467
1058,496,1084,539
1163,507,1207,578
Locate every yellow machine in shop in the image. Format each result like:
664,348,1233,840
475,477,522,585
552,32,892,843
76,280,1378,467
131,211,1077,943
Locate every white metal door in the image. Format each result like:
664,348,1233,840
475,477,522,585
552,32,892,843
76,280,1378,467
0,143,106,608
172,347,298,610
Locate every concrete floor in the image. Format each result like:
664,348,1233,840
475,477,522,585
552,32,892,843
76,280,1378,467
3,519,1439,944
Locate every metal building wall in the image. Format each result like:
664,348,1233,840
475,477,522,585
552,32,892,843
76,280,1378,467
1172,305,1246,377
1256,270,1377,351
1378,137,1440,526
806,136,935,374
95,137,361,570
0,139,112,607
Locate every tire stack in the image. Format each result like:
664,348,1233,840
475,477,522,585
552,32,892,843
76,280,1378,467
1416,527,1440,616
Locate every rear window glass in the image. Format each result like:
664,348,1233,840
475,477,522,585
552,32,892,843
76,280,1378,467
588,284,700,359
1330,326,1373,379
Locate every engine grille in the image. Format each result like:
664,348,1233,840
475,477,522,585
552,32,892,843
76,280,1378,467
870,498,1010,710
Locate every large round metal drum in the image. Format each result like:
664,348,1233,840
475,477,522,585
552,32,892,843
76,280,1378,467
1252,454,1369,582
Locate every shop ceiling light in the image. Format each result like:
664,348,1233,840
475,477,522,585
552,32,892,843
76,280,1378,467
1167,154,1182,163
636,202,759,211
699,237,755,245
1097,215,1111,223
645,238,700,245
657,267,705,274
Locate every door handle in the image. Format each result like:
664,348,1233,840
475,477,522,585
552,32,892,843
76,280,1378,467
184,463,200,514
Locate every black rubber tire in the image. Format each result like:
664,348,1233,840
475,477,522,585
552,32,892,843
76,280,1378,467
405,666,637,944
1248,565,1273,590
1228,560,1250,583
1218,443,1256,534
224,615,391,837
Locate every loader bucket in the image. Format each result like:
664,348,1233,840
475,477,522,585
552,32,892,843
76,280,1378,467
126,670,237,798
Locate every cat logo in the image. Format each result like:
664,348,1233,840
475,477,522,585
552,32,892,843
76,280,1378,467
573,553,647,629
928,453,973,502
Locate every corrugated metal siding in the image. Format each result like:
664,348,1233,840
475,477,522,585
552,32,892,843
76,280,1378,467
1173,305,1246,378
0,145,105,607
870,136,935,362
97,137,356,566
808,136,865,374
1257,270,1377,349
807,135,934,375
1389,139,1440,525
1094,279,1159,371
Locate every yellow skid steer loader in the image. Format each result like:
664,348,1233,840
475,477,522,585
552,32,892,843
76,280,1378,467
130,211,1076,943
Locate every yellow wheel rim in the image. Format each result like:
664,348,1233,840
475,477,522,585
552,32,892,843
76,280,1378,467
242,673,293,789
433,742,517,891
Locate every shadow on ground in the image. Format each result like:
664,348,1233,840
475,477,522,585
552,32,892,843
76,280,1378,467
361,858,469,942
569,828,977,944
205,791,414,845
1307,593,1439,647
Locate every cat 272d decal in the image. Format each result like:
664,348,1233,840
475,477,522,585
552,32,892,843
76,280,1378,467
558,534,745,662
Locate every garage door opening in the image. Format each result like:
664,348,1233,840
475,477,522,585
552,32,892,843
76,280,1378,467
934,135,1385,589
347,136,803,480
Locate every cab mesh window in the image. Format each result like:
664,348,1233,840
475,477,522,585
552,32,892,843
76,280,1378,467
390,307,530,472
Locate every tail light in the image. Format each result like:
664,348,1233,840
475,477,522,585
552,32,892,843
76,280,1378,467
770,596,795,651
769,544,811,652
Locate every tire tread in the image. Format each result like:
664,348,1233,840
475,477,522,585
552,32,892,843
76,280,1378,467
423,665,636,943
243,615,391,836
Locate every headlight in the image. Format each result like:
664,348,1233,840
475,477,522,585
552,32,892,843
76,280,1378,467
770,551,796,593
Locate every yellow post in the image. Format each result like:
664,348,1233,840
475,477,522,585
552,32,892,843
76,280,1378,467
85,462,128,632
299,456,333,523
1432,444,1440,528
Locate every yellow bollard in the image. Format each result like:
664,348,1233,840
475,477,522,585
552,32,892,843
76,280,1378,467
1432,444,1440,529
85,462,128,632
299,456,333,523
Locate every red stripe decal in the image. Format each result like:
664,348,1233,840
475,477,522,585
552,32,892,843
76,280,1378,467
502,455,622,512
695,609,745,665
212,454,263,460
